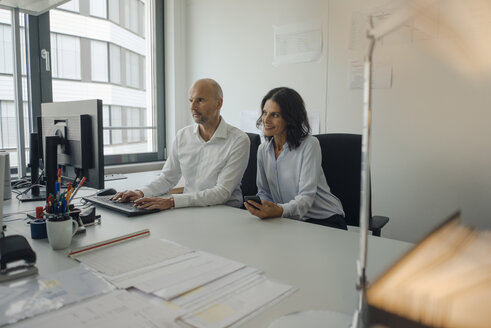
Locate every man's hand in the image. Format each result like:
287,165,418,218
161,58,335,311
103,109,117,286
133,197,174,211
110,190,143,202
244,200,283,219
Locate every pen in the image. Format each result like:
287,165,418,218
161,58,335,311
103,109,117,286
65,182,72,202
66,187,74,202
71,177,80,191
46,194,53,213
68,176,86,204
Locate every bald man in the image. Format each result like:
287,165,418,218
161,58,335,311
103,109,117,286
111,79,250,211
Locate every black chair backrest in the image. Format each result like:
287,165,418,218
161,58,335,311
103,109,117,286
241,133,261,197
314,134,370,227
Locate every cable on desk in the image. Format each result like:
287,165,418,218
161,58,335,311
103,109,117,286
13,169,45,194
3,209,35,217
10,177,31,189
15,184,45,200
2,216,29,223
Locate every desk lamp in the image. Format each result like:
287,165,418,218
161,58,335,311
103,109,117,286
0,153,38,283
269,0,491,327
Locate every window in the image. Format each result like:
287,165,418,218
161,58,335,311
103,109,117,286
58,0,80,13
0,0,164,173
90,0,107,19
0,101,17,148
127,107,142,143
91,40,108,82
0,9,31,173
129,0,139,34
51,33,81,80
0,101,30,169
123,0,130,31
0,24,25,75
0,25,13,74
125,50,140,89
109,106,122,145
108,0,120,24
50,1,158,162
103,105,110,145
122,0,142,35
109,43,121,84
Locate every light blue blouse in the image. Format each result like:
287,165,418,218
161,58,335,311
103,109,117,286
257,135,345,221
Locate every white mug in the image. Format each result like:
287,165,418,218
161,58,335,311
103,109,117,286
46,216,79,250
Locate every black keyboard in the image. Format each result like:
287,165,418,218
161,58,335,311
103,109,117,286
83,195,160,217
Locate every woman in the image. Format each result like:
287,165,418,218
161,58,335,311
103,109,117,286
244,87,347,230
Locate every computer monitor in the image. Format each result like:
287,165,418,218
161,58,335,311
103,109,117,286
18,132,46,201
40,99,104,197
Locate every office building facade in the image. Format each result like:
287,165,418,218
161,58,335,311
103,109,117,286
0,0,156,170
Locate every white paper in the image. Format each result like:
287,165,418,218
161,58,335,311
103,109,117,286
348,58,393,89
273,21,323,66
349,12,368,51
12,290,179,328
0,265,113,326
71,237,192,276
171,267,262,309
142,252,245,300
180,277,295,328
109,252,200,288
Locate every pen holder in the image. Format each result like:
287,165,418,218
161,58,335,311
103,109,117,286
46,213,79,250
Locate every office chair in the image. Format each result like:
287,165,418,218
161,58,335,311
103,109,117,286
313,134,389,237
241,133,261,198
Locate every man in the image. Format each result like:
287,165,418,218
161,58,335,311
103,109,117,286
111,78,250,210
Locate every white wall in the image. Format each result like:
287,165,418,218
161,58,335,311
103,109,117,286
166,0,491,242
185,0,330,131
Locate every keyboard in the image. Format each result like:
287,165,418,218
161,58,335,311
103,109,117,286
104,173,128,181
83,195,160,217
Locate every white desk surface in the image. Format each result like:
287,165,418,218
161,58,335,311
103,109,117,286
3,171,412,327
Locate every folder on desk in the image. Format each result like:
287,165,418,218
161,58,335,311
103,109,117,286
367,212,491,328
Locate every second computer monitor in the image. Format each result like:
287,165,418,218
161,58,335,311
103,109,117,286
40,99,104,192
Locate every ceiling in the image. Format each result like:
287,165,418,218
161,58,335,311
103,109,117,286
0,0,69,16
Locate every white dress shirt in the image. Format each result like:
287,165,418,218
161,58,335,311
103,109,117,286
140,118,250,208
257,135,344,221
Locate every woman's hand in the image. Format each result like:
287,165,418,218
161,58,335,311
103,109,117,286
244,199,283,219
133,197,174,211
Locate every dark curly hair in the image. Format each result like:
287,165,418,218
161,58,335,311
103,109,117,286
256,87,311,149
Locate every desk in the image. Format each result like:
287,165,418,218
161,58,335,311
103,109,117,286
3,172,412,327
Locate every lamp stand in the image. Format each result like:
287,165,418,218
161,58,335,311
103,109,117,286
352,19,376,328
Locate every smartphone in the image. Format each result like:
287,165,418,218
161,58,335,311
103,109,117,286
244,195,262,210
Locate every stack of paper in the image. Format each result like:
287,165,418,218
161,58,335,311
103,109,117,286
180,277,294,328
70,234,295,328
70,237,193,277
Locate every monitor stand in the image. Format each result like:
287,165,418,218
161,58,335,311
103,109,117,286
18,187,47,202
